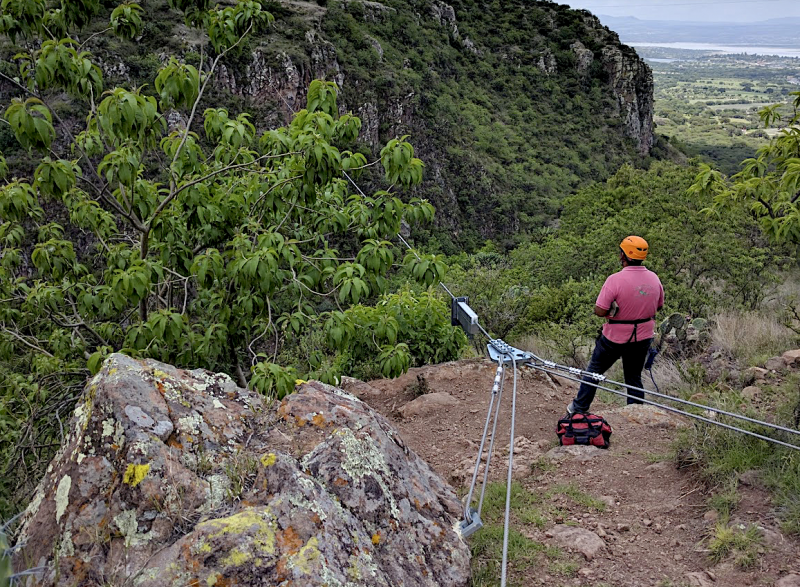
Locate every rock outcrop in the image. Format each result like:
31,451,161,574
204,0,655,240
600,45,655,156
13,354,469,586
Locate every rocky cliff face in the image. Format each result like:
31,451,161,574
13,354,469,586
600,45,654,156
206,0,655,245
220,2,654,155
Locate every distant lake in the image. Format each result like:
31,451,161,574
627,42,800,58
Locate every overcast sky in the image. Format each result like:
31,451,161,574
556,0,800,22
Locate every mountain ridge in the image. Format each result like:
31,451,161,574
598,14,800,47
0,0,657,251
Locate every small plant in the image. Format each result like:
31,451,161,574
529,457,557,475
194,444,213,476
708,483,740,521
547,483,607,512
707,522,762,568
405,374,429,397
646,451,675,464
224,452,258,501
548,559,579,577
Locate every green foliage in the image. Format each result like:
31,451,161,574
206,0,273,53
404,252,446,288
692,92,800,245
332,288,467,380
4,97,55,152
322,0,650,250
250,361,298,399
155,58,200,110
708,523,762,568
443,162,780,362
29,39,103,99
0,1,452,518
110,2,143,40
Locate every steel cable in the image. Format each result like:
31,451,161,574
525,354,800,439
478,360,508,515
463,360,505,522
532,364,800,452
500,355,519,587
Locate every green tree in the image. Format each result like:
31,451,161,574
0,0,448,515
691,92,800,244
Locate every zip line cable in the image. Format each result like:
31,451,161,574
478,361,508,516
501,354,518,587
526,353,800,440
531,364,800,452
462,361,505,525
339,168,800,585
342,170,457,302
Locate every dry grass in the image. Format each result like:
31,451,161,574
710,310,797,365
648,356,684,393
514,333,592,367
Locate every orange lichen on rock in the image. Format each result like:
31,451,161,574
276,526,303,554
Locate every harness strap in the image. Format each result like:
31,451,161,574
607,316,655,343
606,317,654,325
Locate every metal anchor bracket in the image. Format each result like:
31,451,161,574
458,508,484,538
487,339,532,364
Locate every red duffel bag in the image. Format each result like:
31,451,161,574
556,413,612,449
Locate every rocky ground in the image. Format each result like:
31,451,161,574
345,358,800,587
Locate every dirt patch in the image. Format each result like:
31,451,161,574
347,358,800,587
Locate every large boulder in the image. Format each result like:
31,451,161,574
13,354,469,586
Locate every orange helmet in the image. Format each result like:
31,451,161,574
620,236,649,260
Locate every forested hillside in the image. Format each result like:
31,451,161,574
2,0,800,582
0,0,657,251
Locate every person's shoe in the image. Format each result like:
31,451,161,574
566,401,587,416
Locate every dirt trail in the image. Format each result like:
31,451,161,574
344,358,800,587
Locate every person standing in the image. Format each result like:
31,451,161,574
567,236,664,414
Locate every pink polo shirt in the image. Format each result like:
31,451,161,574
596,266,664,344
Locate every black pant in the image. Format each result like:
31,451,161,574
572,334,652,413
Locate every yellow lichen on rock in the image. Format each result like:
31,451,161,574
260,453,277,468
123,463,150,487
221,547,251,567
288,536,321,574
204,509,277,555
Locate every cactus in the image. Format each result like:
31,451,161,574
659,314,711,353
660,312,685,336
